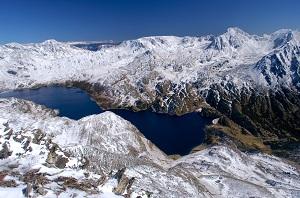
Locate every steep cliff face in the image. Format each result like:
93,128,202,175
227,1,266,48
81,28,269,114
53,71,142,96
0,98,300,197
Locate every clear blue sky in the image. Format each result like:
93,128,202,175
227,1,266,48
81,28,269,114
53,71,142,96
0,0,299,44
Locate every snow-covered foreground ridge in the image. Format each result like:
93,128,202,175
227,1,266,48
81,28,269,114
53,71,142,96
0,98,300,197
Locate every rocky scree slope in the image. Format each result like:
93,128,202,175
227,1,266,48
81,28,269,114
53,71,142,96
0,28,300,160
0,98,300,197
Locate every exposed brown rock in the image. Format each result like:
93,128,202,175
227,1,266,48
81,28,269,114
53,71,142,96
112,167,135,196
32,129,46,144
55,155,69,169
25,183,32,197
4,129,13,139
0,169,10,180
0,179,18,187
0,142,12,159
96,176,107,186
23,169,41,183
113,167,126,182
37,186,48,196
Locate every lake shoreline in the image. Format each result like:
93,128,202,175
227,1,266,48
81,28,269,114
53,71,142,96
0,85,211,156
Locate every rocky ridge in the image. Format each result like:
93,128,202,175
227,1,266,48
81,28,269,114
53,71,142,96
0,98,300,197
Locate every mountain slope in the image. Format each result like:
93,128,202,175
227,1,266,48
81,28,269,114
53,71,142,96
0,27,298,93
0,28,300,161
0,98,300,197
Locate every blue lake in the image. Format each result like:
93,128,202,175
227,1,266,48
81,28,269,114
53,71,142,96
0,86,211,155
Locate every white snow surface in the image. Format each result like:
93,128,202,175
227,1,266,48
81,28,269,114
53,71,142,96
0,98,300,197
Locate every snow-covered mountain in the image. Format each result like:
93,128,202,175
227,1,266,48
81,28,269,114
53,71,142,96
1,98,300,197
0,27,299,92
0,28,299,158
1,28,300,196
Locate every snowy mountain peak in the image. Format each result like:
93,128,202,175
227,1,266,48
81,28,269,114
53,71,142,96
2,42,25,51
271,29,293,37
225,27,250,37
41,39,60,45
271,29,295,48
205,27,255,51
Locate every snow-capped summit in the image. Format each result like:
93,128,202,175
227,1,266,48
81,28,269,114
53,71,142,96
270,29,300,49
41,39,60,45
226,27,249,35
223,27,253,46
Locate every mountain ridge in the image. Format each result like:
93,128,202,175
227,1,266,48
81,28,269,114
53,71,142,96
1,27,300,196
1,98,300,197
0,27,300,162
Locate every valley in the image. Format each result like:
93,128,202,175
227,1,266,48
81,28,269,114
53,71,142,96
0,27,300,197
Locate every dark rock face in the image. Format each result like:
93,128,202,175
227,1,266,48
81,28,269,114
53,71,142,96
255,44,300,88
7,70,17,75
113,167,126,182
242,88,300,140
0,142,12,159
291,57,300,91
273,31,293,49
72,80,204,116
112,167,135,195
72,81,118,110
205,83,300,157
151,81,204,115
270,54,286,78
55,156,69,169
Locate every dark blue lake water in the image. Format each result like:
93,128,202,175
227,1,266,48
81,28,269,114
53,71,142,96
0,86,211,155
